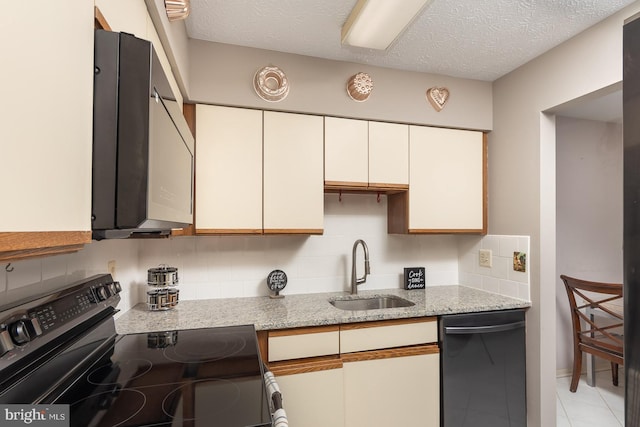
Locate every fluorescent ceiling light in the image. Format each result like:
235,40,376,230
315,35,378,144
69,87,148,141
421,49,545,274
342,0,433,50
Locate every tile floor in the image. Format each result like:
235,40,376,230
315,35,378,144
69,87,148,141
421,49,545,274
557,371,624,426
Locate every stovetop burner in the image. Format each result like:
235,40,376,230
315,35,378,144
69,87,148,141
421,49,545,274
162,378,243,422
87,359,153,386
162,330,247,364
69,389,147,427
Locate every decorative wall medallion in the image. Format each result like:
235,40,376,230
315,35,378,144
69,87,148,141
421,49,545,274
165,0,190,21
347,72,374,102
426,87,450,111
254,66,290,102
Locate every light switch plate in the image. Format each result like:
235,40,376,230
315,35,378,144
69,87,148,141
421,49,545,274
479,249,492,268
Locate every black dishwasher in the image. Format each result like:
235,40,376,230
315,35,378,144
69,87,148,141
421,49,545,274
440,309,526,427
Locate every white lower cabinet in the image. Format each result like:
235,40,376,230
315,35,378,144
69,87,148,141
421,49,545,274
263,318,439,427
275,364,345,427
343,348,440,427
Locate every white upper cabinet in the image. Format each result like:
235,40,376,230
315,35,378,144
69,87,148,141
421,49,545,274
195,107,324,234
324,118,409,191
389,126,485,233
0,1,94,260
324,117,369,187
263,111,324,233
368,121,409,188
195,105,263,233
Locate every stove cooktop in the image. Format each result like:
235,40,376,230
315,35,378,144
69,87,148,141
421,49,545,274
59,325,272,427
0,275,274,427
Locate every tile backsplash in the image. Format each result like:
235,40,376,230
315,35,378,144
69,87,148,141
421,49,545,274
0,239,140,316
138,194,461,300
458,234,531,301
0,195,531,315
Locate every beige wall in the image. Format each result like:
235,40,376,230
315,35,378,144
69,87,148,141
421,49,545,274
556,117,623,373
144,0,191,97
187,40,493,131
492,3,640,426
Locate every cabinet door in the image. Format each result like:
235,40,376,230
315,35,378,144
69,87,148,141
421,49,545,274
263,111,324,233
275,365,345,427
408,126,485,232
195,105,263,233
343,346,440,427
324,117,369,188
368,122,409,188
0,0,94,260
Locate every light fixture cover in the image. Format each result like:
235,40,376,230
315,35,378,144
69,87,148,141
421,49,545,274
342,0,432,50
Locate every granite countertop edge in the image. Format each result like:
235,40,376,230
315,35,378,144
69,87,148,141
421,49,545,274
115,285,531,335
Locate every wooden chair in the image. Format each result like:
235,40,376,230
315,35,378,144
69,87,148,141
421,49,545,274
560,275,623,392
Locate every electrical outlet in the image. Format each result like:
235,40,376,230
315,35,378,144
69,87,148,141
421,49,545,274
479,249,492,268
108,260,116,278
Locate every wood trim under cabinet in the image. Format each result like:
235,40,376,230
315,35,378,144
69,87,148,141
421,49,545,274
324,181,368,190
269,325,340,337
269,355,343,376
325,182,408,195
263,229,323,235
340,344,439,364
339,317,436,331
195,228,263,235
94,6,111,30
482,133,488,235
367,183,409,193
408,228,486,234
0,231,91,262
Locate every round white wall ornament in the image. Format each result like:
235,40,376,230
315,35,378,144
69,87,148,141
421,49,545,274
253,66,290,102
347,72,373,102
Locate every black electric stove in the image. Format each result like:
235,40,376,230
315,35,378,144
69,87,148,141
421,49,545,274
0,274,275,427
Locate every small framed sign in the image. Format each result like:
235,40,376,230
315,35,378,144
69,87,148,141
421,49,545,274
404,267,426,290
267,269,287,298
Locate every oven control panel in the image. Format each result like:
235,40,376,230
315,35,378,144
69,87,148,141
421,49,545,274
0,274,121,360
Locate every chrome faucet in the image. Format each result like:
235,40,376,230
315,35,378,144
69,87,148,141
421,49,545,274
351,239,370,295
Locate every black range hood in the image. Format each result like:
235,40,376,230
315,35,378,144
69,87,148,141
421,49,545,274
92,30,194,240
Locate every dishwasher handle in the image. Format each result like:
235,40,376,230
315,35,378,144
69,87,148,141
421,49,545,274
443,320,525,335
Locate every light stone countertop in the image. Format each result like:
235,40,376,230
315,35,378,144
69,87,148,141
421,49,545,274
115,286,531,335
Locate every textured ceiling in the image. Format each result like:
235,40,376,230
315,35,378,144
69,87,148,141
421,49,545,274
185,0,635,82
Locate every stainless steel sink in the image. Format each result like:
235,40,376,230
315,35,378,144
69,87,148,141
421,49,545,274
329,295,415,311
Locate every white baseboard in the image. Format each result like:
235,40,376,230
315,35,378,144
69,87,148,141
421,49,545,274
556,360,616,378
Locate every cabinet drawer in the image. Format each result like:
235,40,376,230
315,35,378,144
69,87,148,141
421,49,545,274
340,318,437,353
268,326,340,362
